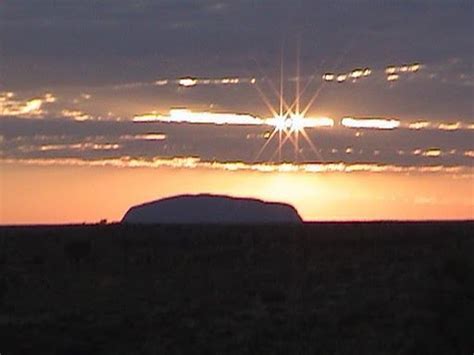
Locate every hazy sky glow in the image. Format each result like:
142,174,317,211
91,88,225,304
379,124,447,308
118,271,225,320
1,0,473,223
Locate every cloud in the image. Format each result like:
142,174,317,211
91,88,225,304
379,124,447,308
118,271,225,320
1,156,472,177
408,121,430,130
133,109,336,133
61,109,93,121
134,109,264,125
422,149,442,157
438,122,461,131
2,116,473,168
0,92,56,118
18,143,120,153
341,117,400,130
177,76,255,87
406,120,473,131
120,133,167,141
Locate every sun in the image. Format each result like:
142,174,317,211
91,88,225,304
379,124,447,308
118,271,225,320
253,47,325,162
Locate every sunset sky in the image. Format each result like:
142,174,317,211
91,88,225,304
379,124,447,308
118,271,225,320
1,0,473,223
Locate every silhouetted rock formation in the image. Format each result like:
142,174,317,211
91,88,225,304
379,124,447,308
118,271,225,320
122,194,303,224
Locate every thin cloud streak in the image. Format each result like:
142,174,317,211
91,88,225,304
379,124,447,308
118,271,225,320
134,109,335,128
61,109,93,121
133,109,264,125
341,117,400,130
1,157,472,176
119,133,167,141
18,143,121,153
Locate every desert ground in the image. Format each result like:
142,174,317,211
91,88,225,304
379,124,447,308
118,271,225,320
0,222,472,354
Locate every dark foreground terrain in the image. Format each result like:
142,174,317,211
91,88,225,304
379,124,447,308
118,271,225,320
0,222,473,354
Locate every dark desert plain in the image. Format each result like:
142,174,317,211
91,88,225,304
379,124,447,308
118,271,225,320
1,0,474,354
0,221,473,354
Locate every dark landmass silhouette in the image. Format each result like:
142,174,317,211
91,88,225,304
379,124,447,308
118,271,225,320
122,194,303,224
0,222,473,354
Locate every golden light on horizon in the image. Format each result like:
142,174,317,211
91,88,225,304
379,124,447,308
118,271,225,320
2,162,472,224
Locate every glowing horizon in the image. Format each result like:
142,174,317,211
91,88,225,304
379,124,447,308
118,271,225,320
2,161,472,224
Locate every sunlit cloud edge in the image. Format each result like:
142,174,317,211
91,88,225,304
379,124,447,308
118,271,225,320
1,157,472,176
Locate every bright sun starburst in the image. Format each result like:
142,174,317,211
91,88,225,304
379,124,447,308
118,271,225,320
254,45,325,162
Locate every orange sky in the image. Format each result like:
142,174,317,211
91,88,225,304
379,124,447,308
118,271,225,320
1,163,472,224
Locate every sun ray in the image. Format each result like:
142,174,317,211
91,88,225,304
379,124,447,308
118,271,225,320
298,38,356,118
254,128,278,161
254,82,279,118
278,129,282,161
299,128,324,161
252,57,294,117
252,37,341,163
270,130,295,161
278,45,284,162
296,37,301,117
301,83,326,117
269,132,292,161
280,44,284,118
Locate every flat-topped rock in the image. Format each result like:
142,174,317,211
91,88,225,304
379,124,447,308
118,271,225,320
122,194,303,224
